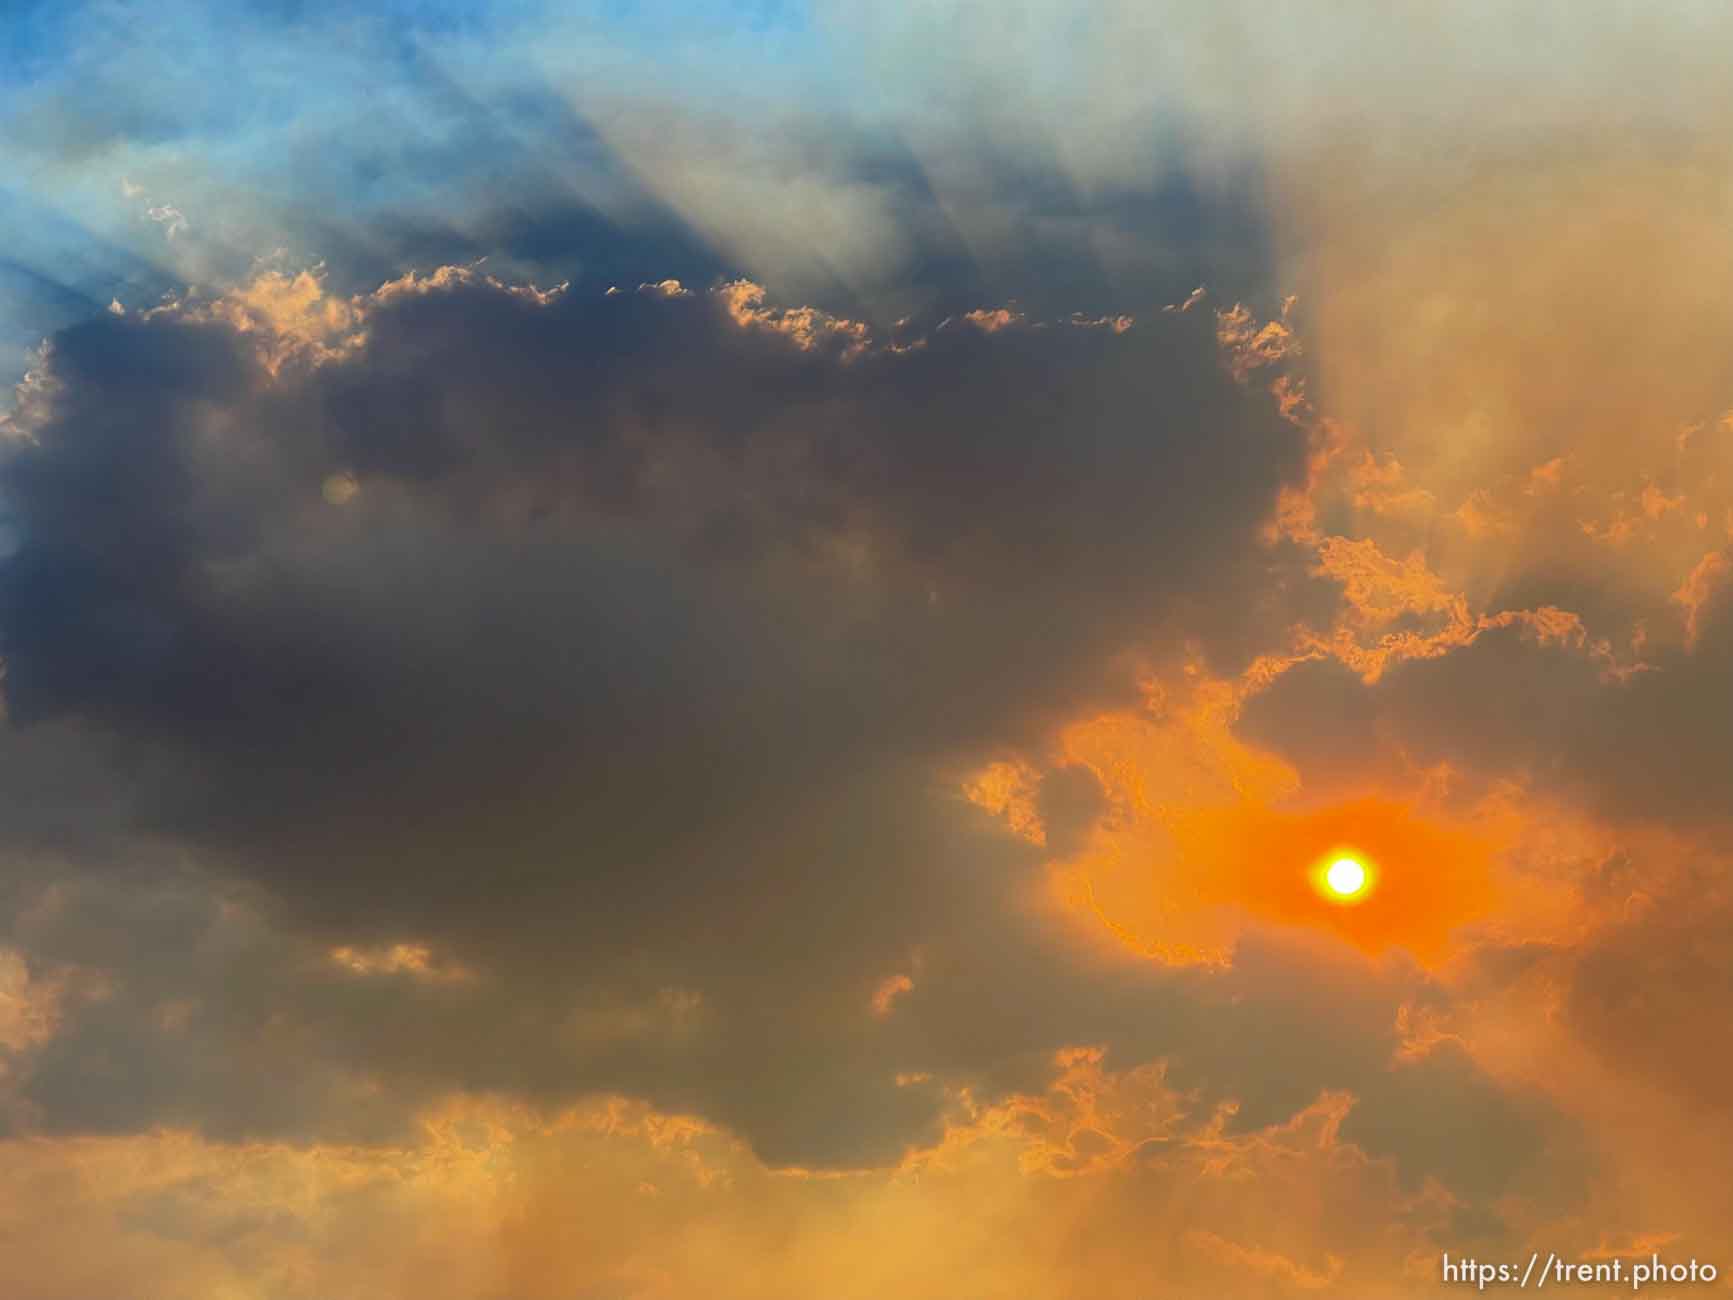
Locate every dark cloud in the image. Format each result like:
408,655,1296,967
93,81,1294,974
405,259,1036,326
0,282,1257,1157
1239,594,1733,827
1036,764,1108,859
0,272,1565,1196
1563,875,1733,1116
1,279,1299,931
2,4,1730,1292
1338,1040,1571,1203
6,847,1574,1205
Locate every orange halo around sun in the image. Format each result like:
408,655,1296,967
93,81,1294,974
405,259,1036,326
1080,793,1501,966
1312,851,1374,904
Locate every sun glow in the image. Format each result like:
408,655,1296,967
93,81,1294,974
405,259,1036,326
1314,853,1373,904
1326,857,1366,896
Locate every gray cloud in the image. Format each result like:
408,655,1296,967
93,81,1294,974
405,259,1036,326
0,277,1283,1159
1240,578,1733,827
0,270,1568,1202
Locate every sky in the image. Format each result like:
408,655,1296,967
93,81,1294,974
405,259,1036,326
3,3,1733,1297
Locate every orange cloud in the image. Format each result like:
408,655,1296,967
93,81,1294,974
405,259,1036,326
1167,796,1504,965
1187,1229,1344,1291
972,683,1516,968
718,278,871,355
1312,536,1467,630
1526,456,1567,495
329,942,474,984
1215,300,1301,382
869,974,914,1017
1672,548,1730,650
963,759,1047,845
1350,451,1435,518
960,306,1022,332
1452,488,1515,539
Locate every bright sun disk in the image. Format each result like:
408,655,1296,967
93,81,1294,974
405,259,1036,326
1326,857,1367,897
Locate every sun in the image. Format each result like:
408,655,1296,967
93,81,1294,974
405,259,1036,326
1324,856,1368,899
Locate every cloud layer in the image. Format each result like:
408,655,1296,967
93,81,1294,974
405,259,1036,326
6,3,1733,1297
